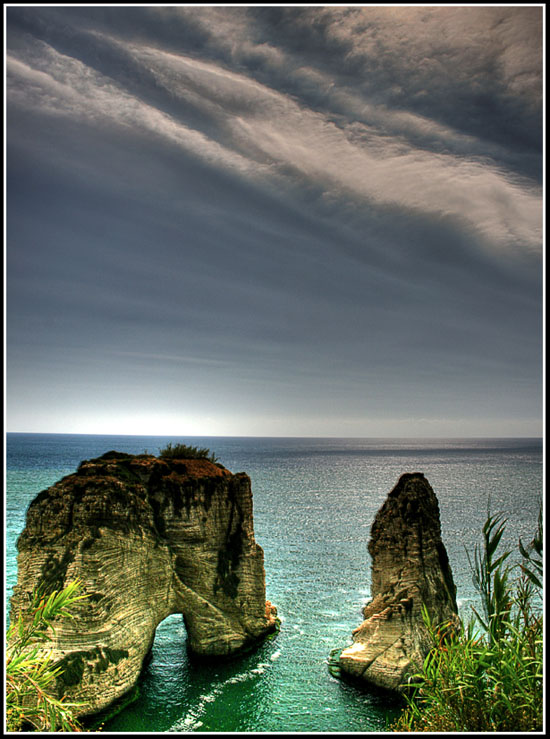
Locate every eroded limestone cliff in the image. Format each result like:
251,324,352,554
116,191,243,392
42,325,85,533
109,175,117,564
338,472,458,692
10,451,278,717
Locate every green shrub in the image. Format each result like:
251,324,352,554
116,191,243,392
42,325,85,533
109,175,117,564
158,442,218,463
6,580,88,732
391,509,543,732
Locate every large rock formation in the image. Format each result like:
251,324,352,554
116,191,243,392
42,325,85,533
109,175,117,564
10,451,278,718
339,472,458,692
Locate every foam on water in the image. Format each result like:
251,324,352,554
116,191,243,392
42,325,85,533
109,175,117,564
169,657,279,732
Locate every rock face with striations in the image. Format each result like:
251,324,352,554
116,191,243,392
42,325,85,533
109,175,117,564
10,451,278,718
339,472,458,692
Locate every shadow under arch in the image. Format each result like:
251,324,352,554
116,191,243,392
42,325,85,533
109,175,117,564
145,612,189,671
86,613,191,731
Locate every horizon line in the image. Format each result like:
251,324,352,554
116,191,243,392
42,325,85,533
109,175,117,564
4,431,543,440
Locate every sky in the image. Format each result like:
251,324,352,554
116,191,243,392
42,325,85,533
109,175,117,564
5,4,544,437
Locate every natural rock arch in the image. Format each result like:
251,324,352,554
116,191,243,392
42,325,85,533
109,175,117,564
10,452,278,718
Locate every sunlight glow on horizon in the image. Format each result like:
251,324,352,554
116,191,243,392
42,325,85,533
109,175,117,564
6,412,543,439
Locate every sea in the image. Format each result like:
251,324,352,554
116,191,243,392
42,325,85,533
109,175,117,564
4,434,543,733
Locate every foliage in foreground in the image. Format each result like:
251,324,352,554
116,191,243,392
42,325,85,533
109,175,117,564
6,580,88,732
158,442,219,463
391,509,543,732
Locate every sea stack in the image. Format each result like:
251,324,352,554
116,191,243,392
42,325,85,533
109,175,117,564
339,472,458,692
10,451,278,718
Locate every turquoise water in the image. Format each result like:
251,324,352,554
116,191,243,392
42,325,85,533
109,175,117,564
5,434,543,732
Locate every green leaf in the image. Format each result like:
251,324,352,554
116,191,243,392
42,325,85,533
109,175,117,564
6,580,89,731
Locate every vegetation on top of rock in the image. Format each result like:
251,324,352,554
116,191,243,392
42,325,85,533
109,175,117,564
158,442,219,463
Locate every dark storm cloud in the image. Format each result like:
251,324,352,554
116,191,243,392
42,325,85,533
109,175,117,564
8,5,542,177
5,5,543,435
245,7,542,169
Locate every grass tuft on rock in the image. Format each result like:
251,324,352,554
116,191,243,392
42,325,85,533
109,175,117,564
158,443,219,463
